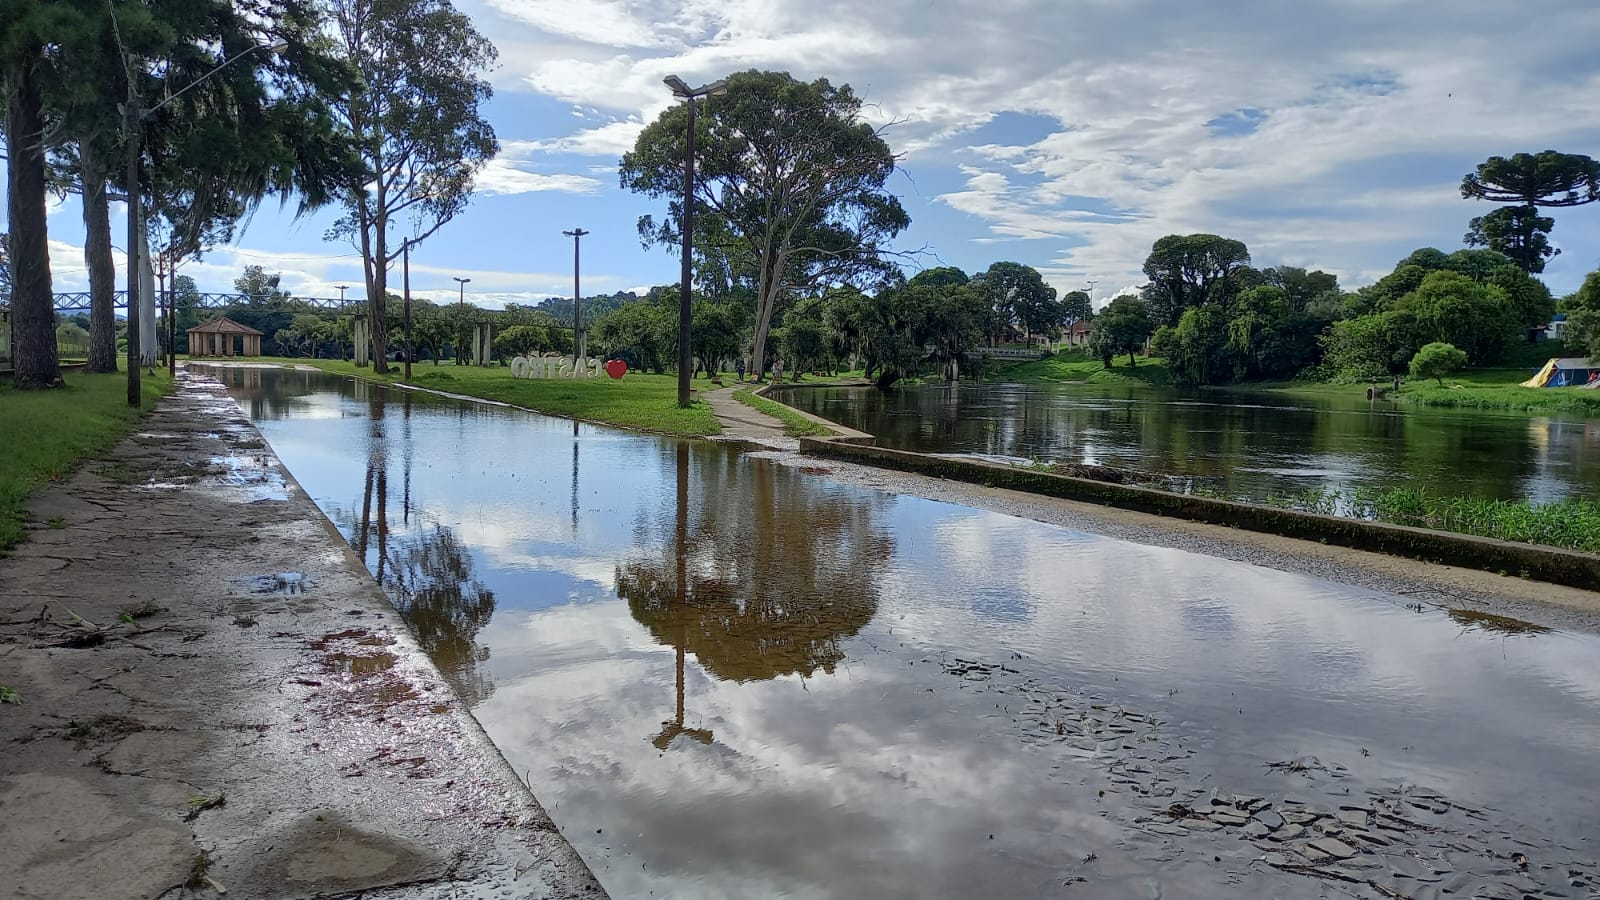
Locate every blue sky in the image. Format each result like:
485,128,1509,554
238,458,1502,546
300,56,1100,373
18,0,1600,307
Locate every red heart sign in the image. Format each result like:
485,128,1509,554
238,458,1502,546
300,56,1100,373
604,359,628,379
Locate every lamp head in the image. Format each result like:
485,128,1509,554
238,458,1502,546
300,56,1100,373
265,38,290,54
703,80,728,97
663,74,691,97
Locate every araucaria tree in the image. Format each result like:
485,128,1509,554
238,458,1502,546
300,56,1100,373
326,0,498,374
1461,151,1600,274
621,70,909,376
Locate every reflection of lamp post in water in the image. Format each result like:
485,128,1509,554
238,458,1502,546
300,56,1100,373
651,442,713,750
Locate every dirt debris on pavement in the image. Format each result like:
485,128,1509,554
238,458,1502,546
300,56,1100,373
0,370,604,900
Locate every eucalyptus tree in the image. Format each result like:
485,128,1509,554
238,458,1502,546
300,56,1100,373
622,70,909,379
1461,151,1600,274
324,0,498,375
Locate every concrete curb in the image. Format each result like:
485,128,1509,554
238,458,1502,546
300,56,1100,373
798,437,1600,592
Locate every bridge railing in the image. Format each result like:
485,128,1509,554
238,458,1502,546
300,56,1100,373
48,291,360,313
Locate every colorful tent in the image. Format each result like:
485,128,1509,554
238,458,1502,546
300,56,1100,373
1522,357,1599,388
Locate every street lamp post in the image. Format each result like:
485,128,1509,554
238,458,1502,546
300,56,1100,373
335,284,349,303
453,276,471,364
563,228,589,362
118,35,288,406
401,243,412,380
663,75,727,408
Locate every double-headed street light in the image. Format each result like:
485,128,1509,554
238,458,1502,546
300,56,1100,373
563,228,589,362
121,35,289,406
663,75,727,408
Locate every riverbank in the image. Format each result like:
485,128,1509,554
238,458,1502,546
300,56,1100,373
0,367,173,553
254,356,724,436
0,370,605,899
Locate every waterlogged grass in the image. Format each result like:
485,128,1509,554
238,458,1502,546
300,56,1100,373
993,349,1174,387
733,389,835,437
1198,485,1600,554
0,368,172,553
252,358,722,437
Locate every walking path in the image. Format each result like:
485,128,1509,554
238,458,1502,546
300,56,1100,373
0,371,604,900
702,384,792,447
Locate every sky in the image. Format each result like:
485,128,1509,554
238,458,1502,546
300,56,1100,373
17,0,1600,308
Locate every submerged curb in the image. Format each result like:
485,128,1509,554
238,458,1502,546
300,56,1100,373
798,437,1600,592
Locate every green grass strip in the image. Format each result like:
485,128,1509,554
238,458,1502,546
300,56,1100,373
253,358,722,437
0,368,173,553
732,388,835,437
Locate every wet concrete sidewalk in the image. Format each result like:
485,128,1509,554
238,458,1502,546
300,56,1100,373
0,370,604,900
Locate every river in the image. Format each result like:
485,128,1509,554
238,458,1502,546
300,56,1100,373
216,366,1600,900
784,382,1600,505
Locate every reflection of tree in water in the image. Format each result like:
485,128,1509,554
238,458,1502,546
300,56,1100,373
380,524,498,706
617,445,893,685
333,390,498,706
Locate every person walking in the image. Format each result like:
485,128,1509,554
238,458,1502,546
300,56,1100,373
736,356,746,383
772,357,785,383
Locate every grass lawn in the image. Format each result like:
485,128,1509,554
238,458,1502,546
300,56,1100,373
990,349,1175,387
0,367,173,553
733,388,835,437
252,358,724,437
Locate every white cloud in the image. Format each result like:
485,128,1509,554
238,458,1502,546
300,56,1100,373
476,160,603,196
464,0,1600,292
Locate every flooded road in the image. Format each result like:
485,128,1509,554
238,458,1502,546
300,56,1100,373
217,366,1600,899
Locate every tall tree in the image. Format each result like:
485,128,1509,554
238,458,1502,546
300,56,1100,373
972,261,1057,342
1141,234,1252,326
1,1,82,387
1461,151,1599,274
1060,290,1092,326
326,0,498,374
1464,206,1559,274
50,1,356,372
1090,294,1154,366
622,70,909,379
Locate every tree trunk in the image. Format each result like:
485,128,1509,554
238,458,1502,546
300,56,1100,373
370,217,389,374
6,47,62,388
81,145,118,373
749,248,782,380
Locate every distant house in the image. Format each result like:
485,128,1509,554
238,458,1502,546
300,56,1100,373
1544,314,1568,343
1063,319,1093,348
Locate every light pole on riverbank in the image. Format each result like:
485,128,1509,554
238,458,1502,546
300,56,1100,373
563,228,589,361
663,75,727,408
401,242,412,380
113,27,288,406
453,277,471,364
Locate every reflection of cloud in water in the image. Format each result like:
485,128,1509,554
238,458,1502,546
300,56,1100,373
478,600,1127,900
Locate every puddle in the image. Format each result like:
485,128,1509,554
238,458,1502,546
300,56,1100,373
225,365,1600,900
208,454,290,501
247,572,308,596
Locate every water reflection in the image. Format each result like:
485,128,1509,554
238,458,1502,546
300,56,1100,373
789,383,1600,504
617,444,892,684
330,389,498,705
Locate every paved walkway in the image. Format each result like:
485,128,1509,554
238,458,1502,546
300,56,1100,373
702,384,792,446
0,371,604,900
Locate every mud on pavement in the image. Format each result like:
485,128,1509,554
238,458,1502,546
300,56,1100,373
0,370,604,900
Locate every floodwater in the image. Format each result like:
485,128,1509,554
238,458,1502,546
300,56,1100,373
785,382,1600,505
215,366,1600,900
